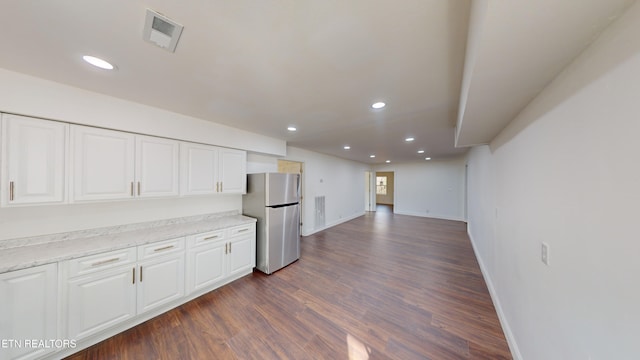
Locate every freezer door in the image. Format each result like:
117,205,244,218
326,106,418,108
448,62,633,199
265,204,300,273
265,173,299,206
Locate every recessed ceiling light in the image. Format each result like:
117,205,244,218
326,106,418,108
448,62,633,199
425,157,432,161
343,145,351,150
82,55,114,70
405,137,415,142
370,155,376,158
287,126,297,132
371,102,386,109
385,160,391,163
417,150,425,154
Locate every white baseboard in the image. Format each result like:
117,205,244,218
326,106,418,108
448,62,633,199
467,226,523,360
302,212,364,236
393,209,465,222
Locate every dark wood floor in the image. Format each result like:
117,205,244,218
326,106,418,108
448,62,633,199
67,208,512,359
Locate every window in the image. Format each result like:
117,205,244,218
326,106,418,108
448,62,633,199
376,176,387,195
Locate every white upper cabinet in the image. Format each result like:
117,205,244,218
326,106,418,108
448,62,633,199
218,148,247,194
71,126,180,202
1,113,246,205
135,135,179,198
180,142,217,195
71,125,135,201
180,142,246,196
1,114,68,206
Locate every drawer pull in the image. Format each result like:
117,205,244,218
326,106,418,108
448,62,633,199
203,235,219,241
153,245,175,252
91,257,120,267
237,228,249,233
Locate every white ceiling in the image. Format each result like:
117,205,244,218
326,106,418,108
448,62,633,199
0,0,635,164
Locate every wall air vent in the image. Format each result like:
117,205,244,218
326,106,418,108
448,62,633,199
143,9,184,53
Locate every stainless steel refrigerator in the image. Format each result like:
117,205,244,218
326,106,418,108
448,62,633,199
242,173,300,274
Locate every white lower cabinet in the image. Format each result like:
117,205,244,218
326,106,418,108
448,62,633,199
62,248,137,341
65,264,137,340
24,221,256,359
227,225,256,278
186,230,226,293
136,239,185,314
0,263,58,360
61,238,185,342
186,224,256,295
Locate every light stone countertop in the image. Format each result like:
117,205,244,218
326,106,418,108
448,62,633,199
0,211,256,274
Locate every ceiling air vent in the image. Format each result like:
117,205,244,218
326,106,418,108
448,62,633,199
143,9,183,53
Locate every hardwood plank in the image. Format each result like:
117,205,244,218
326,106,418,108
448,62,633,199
67,208,511,359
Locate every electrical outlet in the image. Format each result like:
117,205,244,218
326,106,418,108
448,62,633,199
541,242,550,265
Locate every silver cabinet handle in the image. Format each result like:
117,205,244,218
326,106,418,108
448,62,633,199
153,245,175,252
229,242,232,253
137,182,141,196
9,181,14,201
130,182,134,197
91,257,120,267
140,266,143,282
132,267,136,284
237,228,249,233
225,243,228,254
203,235,219,241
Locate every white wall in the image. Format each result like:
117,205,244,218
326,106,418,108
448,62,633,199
466,3,640,359
248,148,370,236
0,68,287,242
0,196,239,241
246,152,279,174
375,158,466,221
0,68,286,156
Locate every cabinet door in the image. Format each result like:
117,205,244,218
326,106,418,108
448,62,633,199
137,254,185,314
186,239,226,294
71,126,135,201
227,235,255,279
64,266,136,341
180,142,217,195
135,136,179,198
0,264,57,360
1,114,67,206
218,148,246,194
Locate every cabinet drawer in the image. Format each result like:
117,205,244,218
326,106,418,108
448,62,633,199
138,237,185,260
189,230,225,248
67,248,136,277
227,223,255,237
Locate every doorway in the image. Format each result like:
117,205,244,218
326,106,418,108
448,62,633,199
364,171,376,212
278,160,304,231
375,171,394,211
